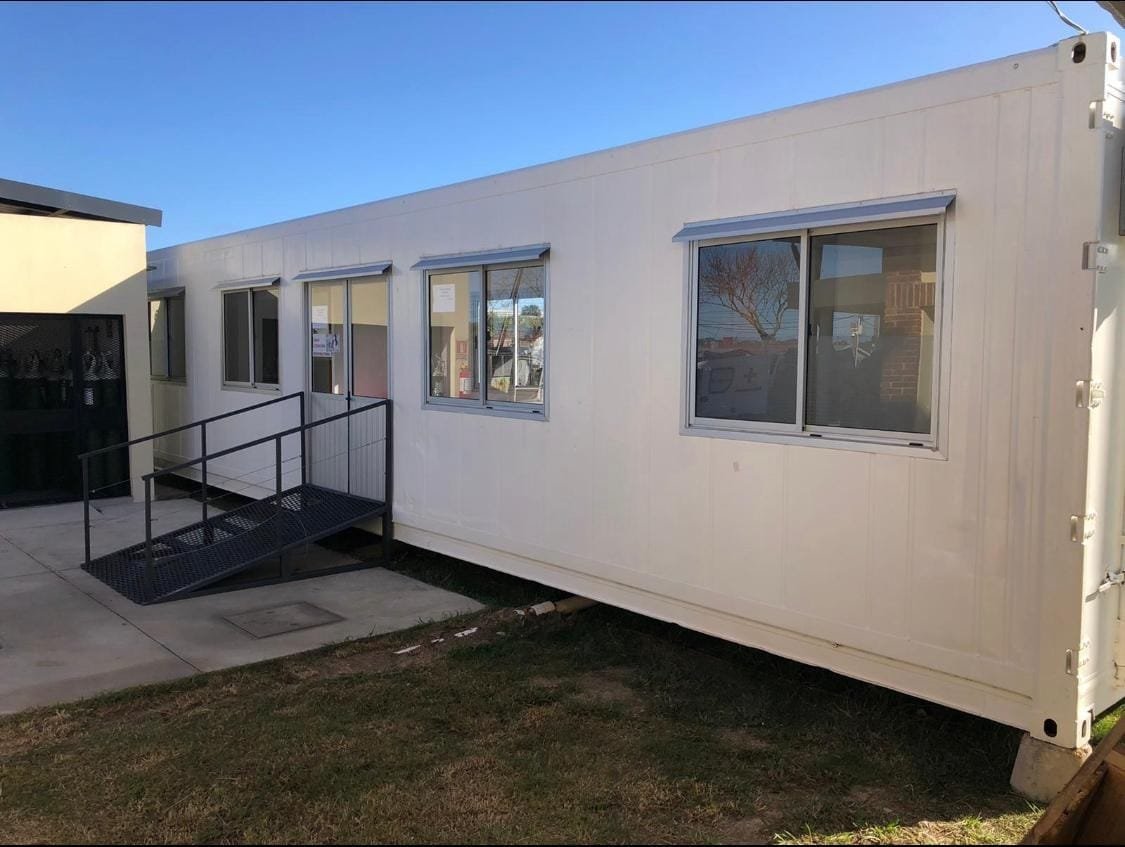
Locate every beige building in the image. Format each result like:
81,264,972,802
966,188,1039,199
0,178,162,506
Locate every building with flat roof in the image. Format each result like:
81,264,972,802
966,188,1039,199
0,178,162,506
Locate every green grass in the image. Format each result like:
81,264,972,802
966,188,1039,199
1092,702,1124,744
1,546,1112,844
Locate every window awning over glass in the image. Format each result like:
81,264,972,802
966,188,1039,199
672,192,954,242
293,262,392,283
412,243,549,271
212,276,280,290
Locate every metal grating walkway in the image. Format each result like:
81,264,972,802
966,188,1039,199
83,484,386,604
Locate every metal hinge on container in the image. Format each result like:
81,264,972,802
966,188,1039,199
1071,512,1096,543
1083,241,1111,272
1116,619,1125,688
1066,640,1091,675
1076,379,1105,409
1098,571,1125,593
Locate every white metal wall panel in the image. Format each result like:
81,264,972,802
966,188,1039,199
535,178,597,561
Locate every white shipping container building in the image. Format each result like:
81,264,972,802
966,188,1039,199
147,33,1125,782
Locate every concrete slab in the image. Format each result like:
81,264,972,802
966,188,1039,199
0,535,47,579
0,571,194,714
62,559,484,673
0,499,208,571
0,496,485,714
0,498,127,533
224,601,345,638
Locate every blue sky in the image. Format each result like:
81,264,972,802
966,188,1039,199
1,1,1119,248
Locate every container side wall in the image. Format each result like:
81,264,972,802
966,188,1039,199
145,37,1117,743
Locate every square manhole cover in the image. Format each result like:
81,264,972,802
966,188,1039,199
224,602,344,638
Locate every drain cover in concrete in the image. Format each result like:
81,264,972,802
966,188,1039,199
224,602,344,638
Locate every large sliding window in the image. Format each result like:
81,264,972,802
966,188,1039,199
223,287,279,389
682,195,949,447
418,244,548,417
149,291,186,381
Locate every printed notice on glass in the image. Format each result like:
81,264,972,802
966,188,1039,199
432,284,456,313
312,332,339,358
311,304,329,328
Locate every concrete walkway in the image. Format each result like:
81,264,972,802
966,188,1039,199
0,495,483,714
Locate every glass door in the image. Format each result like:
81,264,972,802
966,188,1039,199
346,278,389,501
349,278,388,400
306,278,388,499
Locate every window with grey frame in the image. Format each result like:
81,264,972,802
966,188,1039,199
425,262,546,413
149,293,186,381
222,287,280,388
689,218,943,445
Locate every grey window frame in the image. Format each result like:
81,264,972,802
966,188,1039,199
685,214,947,450
222,287,280,391
421,258,549,420
148,290,186,383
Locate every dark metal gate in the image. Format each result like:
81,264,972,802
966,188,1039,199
0,312,130,508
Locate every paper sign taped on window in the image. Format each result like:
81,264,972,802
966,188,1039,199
432,284,456,313
311,304,329,327
312,332,339,358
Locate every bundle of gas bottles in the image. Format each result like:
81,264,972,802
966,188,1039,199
0,346,126,498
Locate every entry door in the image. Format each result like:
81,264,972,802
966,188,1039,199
307,278,389,500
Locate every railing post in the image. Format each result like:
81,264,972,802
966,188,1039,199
298,391,307,487
144,476,154,599
200,421,210,542
276,435,289,580
383,400,394,555
82,456,91,567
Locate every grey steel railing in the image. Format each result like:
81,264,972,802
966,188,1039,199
110,399,390,594
77,391,305,566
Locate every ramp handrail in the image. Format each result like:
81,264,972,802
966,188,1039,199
79,391,306,566
91,399,392,601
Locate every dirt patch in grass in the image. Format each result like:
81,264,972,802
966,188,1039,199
572,667,644,709
717,816,774,845
717,725,773,752
0,598,1065,844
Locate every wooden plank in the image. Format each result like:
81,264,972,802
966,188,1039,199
1023,717,1125,844
1075,765,1125,844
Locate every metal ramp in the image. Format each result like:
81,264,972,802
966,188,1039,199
78,393,393,605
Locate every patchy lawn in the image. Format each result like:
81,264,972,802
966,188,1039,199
0,545,1114,844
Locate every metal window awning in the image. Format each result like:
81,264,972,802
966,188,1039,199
672,192,955,242
212,276,281,291
411,243,549,271
148,285,185,299
292,261,392,283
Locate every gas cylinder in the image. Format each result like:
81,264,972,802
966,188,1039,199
0,353,11,496
0,350,11,411
81,350,99,409
61,353,73,409
23,351,45,410
85,428,105,497
21,352,47,490
98,351,120,408
46,348,65,409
